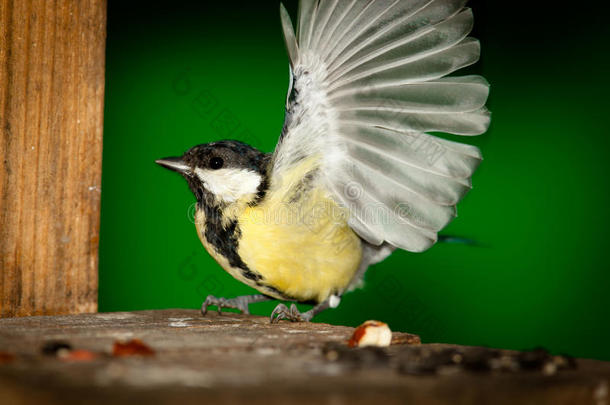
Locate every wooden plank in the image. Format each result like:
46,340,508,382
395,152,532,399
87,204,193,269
0,310,608,405
0,0,106,317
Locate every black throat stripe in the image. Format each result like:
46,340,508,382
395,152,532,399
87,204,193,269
199,201,262,283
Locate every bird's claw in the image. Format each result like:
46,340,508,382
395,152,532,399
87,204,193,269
201,295,250,316
270,303,313,323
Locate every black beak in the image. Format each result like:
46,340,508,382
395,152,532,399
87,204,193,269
155,157,189,174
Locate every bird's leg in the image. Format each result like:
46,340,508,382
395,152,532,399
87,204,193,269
270,299,333,323
201,294,271,316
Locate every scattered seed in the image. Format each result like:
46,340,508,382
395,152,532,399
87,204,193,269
113,339,155,357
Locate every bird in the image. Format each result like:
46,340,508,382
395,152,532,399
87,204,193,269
156,0,490,323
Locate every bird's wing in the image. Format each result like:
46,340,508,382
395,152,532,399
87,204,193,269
272,0,490,252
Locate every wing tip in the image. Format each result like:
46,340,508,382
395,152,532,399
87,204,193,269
280,3,299,67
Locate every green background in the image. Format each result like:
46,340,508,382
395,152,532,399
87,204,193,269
100,1,610,360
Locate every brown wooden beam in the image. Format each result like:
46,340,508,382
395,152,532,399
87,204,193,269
0,0,106,317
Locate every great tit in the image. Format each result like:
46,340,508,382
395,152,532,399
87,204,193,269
156,0,490,322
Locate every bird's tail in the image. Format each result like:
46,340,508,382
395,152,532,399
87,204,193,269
437,235,485,247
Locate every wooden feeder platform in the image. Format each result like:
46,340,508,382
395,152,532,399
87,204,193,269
0,309,609,404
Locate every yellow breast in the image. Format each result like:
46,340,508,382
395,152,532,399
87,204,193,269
236,160,363,303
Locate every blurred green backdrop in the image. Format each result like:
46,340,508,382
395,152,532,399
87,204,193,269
100,1,610,360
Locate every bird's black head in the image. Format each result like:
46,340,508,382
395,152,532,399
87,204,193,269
156,140,270,206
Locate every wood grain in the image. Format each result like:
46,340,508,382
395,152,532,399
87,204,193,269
0,0,106,317
0,310,608,405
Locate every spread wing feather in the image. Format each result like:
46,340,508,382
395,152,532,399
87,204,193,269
273,0,490,252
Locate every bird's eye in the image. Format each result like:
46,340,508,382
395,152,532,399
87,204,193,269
210,157,224,170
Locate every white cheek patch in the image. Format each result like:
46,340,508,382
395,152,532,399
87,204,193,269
195,167,262,203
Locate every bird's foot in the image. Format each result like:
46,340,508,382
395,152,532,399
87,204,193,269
201,294,269,316
270,303,314,323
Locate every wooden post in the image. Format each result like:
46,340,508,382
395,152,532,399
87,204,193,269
0,0,106,317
